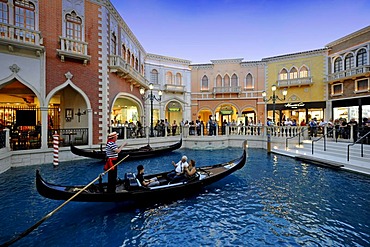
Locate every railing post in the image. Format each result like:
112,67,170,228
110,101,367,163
350,125,354,143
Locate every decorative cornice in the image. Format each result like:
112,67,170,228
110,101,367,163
262,48,328,62
325,25,370,48
210,58,243,64
189,64,214,70
90,0,146,54
240,61,266,67
146,53,191,65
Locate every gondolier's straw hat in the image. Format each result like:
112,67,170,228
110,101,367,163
108,132,118,139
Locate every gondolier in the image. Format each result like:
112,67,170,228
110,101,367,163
105,132,127,193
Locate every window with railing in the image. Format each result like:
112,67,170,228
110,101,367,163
245,73,253,89
166,71,173,84
0,0,7,37
279,68,288,80
122,44,126,61
14,0,35,42
224,74,230,87
176,73,182,85
201,75,208,90
299,66,308,78
357,48,367,66
355,78,369,93
334,57,343,72
345,53,354,69
331,83,343,96
216,75,222,87
289,67,298,79
150,69,158,84
231,74,238,87
110,32,116,55
66,11,81,40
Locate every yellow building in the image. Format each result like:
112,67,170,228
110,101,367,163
263,49,327,126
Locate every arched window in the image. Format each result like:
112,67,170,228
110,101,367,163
141,64,144,75
231,74,238,87
201,75,208,90
299,66,308,78
150,69,158,84
14,0,35,30
110,32,116,55
176,73,182,85
216,75,222,87
357,48,367,67
166,71,173,84
345,54,354,70
135,58,139,70
245,73,253,89
224,74,230,87
127,50,131,63
66,11,82,41
289,67,298,79
131,54,134,67
279,69,288,80
334,57,343,72
122,45,126,61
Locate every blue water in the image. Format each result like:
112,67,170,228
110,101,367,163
0,148,369,247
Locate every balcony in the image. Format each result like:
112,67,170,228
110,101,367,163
327,65,370,83
109,55,146,87
277,77,313,88
213,86,241,94
0,23,43,56
57,36,91,65
163,84,185,93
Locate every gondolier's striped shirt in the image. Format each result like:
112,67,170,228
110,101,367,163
106,141,118,158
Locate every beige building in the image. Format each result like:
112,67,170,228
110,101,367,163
190,58,266,131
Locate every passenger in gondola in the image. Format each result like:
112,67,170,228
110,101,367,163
167,155,189,182
184,159,197,180
104,132,127,193
136,165,160,187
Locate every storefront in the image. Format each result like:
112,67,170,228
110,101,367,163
267,101,326,125
332,96,370,124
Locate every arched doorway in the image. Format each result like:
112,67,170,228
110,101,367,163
165,101,182,135
0,80,41,150
110,97,143,138
48,85,88,146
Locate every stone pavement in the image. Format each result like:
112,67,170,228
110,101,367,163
271,139,370,176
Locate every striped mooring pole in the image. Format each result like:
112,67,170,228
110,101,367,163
53,131,59,167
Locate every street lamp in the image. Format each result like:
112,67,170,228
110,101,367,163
262,85,287,124
140,83,162,137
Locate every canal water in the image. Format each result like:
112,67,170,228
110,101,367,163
0,148,369,246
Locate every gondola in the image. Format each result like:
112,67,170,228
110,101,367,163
36,142,247,203
70,138,182,161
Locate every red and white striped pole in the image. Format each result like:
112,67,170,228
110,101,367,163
53,131,59,167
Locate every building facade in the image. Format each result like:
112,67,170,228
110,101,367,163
325,25,370,123
263,49,327,126
144,53,192,133
190,58,266,130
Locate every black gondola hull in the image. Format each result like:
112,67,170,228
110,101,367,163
36,145,246,203
70,138,182,160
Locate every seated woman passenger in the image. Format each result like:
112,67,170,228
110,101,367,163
136,165,160,187
184,160,197,180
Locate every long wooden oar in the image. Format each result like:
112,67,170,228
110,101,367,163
1,155,129,247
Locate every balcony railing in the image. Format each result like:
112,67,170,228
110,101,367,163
213,86,241,94
327,65,370,82
57,36,91,64
0,23,43,54
109,55,146,87
277,77,313,87
164,84,185,93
